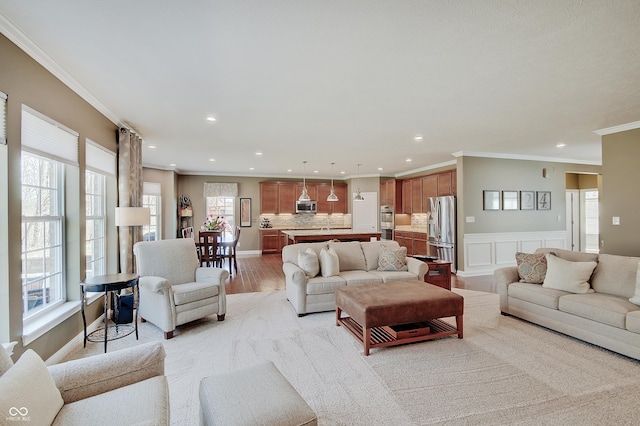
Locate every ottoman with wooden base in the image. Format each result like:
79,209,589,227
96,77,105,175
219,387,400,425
199,361,317,426
336,280,464,355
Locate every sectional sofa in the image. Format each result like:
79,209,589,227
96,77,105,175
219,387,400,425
495,247,640,360
282,240,428,315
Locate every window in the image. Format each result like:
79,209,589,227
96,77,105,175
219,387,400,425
21,107,78,320
205,196,235,235
143,182,162,241
21,152,65,317
85,170,106,277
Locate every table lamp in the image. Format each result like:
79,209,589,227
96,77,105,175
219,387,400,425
116,207,150,273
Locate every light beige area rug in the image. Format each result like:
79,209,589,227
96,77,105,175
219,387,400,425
63,289,640,425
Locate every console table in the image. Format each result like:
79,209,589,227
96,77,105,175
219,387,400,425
81,273,139,352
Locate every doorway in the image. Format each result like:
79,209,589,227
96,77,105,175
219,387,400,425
565,188,599,253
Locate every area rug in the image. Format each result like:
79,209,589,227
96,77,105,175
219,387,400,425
61,289,640,425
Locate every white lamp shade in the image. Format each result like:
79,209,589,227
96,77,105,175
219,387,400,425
115,207,151,226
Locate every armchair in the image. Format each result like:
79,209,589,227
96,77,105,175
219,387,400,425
134,239,229,339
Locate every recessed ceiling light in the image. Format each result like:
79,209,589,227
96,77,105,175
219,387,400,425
340,171,346,174
313,170,319,174
378,167,383,171
414,136,423,142
556,143,566,148
406,158,412,162
287,169,292,172
206,116,216,122
169,163,176,167
147,145,156,149
256,151,263,156
249,167,254,170
209,158,215,162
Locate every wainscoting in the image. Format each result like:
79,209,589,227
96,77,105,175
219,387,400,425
459,231,568,277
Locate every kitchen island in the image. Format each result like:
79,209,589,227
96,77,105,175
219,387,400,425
282,229,381,244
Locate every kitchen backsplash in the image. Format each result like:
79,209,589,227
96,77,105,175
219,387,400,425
260,213,352,229
411,213,428,227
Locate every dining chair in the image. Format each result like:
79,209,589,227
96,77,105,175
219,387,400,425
181,226,194,239
198,231,222,268
219,226,241,275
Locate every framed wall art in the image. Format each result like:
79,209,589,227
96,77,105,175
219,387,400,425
240,198,252,227
520,191,535,210
502,191,519,210
483,190,500,210
536,191,551,210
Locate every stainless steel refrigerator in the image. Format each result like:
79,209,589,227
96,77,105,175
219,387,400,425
427,196,457,272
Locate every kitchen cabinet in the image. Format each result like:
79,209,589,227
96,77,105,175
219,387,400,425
412,232,428,256
394,230,413,256
278,182,296,214
402,180,412,214
437,170,453,196
316,183,347,214
380,179,402,211
394,230,428,257
422,175,438,200
260,229,281,254
260,182,279,213
411,178,423,213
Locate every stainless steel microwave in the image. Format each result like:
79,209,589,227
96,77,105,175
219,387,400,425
295,200,317,213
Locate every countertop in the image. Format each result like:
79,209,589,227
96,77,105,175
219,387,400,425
281,229,379,236
394,226,428,233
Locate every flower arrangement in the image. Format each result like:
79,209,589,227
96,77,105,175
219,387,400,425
202,215,228,231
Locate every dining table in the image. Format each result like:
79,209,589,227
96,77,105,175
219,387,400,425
197,230,235,270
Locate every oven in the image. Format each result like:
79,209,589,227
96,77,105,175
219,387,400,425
380,205,394,240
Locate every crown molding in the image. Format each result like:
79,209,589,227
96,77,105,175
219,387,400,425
451,150,601,166
594,120,640,136
0,12,124,128
394,160,457,178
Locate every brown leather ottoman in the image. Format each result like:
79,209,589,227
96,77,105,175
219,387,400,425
336,280,464,355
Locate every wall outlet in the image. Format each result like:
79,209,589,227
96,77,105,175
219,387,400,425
613,216,620,225
466,216,475,223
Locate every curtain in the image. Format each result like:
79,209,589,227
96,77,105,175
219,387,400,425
118,128,144,273
203,182,238,198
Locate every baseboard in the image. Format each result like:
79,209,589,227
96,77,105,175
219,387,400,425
236,250,262,256
45,314,105,365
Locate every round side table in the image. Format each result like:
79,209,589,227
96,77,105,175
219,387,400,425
81,273,139,352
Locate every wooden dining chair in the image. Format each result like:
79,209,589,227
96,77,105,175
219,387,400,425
219,226,241,275
198,231,221,267
181,226,194,239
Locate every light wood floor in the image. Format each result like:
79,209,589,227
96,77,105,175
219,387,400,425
223,254,496,295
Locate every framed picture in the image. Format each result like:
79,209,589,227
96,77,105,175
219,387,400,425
536,191,551,210
502,191,518,210
483,190,500,210
520,191,535,210
240,198,252,227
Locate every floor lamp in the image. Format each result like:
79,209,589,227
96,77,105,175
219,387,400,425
115,207,150,274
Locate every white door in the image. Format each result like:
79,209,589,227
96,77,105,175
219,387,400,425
352,192,378,232
566,190,579,251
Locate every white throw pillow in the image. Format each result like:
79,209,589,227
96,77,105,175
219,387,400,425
628,261,640,305
298,248,320,277
542,253,596,294
0,349,64,424
320,247,340,278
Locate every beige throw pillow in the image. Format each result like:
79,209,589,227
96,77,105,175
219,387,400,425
628,261,640,305
0,349,64,424
297,248,320,278
377,246,408,271
542,253,596,294
320,247,339,277
515,251,551,284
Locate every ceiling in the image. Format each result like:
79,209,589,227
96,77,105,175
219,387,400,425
1,1,639,179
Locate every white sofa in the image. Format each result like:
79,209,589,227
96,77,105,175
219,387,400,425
495,248,640,360
282,240,428,315
0,342,168,425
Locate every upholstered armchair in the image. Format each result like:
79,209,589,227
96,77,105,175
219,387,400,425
133,239,229,339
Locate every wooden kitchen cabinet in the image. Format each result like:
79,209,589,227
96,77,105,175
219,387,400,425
380,179,402,211
260,229,281,254
402,180,412,214
394,231,413,256
412,231,428,256
278,182,296,214
411,178,423,213
316,183,347,214
422,175,438,200
437,170,453,196
260,182,279,213
260,181,296,214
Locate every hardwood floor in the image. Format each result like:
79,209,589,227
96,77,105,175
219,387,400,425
223,254,496,294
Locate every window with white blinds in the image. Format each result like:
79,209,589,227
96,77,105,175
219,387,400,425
1,92,7,145
86,139,116,176
21,105,78,165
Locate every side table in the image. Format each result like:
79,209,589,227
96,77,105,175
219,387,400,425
81,273,139,352
425,261,452,290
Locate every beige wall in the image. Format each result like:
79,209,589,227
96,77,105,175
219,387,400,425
601,128,640,256
143,168,178,239
0,34,118,359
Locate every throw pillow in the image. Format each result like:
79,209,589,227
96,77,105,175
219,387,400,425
628,261,640,305
0,349,64,424
515,252,551,284
542,253,597,294
297,248,320,278
377,246,408,271
319,247,339,278
0,344,13,376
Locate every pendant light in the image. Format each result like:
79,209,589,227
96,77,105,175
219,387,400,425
298,161,311,202
353,163,364,201
327,162,339,202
